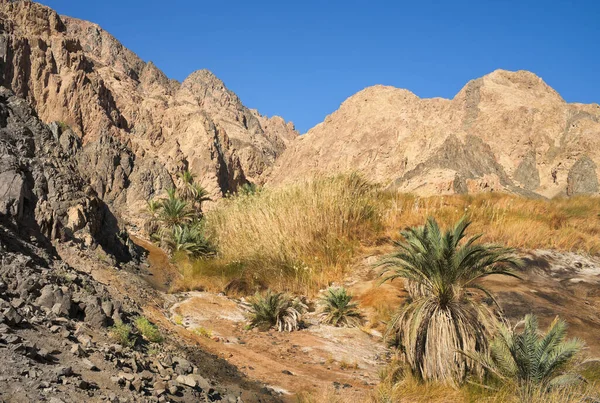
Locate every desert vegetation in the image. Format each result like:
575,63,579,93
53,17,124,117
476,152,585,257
246,290,307,332
145,170,215,258
151,174,600,401
378,216,522,384
173,173,382,294
171,174,600,295
318,286,362,327
472,315,587,398
134,316,164,343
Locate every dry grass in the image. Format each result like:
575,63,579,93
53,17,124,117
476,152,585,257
370,377,599,403
200,174,382,295
176,174,599,296
383,192,600,254
363,354,600,403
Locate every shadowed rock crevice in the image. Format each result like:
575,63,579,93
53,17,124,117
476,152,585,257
514,151,540,191
567,156,599,195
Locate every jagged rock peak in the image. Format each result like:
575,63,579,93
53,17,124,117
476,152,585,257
0,0,298,224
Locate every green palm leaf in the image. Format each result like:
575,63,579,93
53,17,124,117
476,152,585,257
377,215,522,384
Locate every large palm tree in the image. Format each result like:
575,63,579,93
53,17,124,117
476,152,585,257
378,216,522,384
158,190,193,227
474,315,585,396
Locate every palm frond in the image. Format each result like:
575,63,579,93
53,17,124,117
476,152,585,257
378,215,523,384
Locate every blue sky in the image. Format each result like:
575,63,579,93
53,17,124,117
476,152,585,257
40,1,599,133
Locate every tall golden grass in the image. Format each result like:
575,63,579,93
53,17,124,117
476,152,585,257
383,192,600,253
177,174,382,294
174,174,600,295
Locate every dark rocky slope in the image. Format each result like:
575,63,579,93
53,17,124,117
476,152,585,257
0,87,278,402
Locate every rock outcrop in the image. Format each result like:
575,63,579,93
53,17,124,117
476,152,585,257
0,86,277,403
0,86,135,262
0,0,298,224
268,70,600,197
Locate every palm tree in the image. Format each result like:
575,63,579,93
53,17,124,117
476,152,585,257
164,223,215,258
158,190,193,227
247,290,307,332
318,287,362,327
178,170,196,201
190,183,211,212
378,216,522,384
473,315,585,397
144,198,161,236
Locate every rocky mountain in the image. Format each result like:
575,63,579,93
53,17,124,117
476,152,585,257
0,0,297,225
0,85,279,402
267,70,600,198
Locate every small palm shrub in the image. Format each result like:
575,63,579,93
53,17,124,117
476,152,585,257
134,316,164,343
378,216,522,384
144,199,161,236
164,222,215,258
474,315,585,397
318,287,362,327
247,290,307,332
189,183,211,212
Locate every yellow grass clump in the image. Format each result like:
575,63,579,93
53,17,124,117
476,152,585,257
199,173,383,294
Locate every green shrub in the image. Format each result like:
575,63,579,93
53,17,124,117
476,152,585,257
247,290,307,332
193,327,213,338
318,287,362,327
164,222,215,258
134,316,163,343
110,320,136,348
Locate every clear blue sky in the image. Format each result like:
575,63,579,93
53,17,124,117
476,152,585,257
40,1,599,133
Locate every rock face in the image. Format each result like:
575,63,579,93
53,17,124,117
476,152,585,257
0,87,276,403
268,70,600,197
0,0,298,224
0,86,135,262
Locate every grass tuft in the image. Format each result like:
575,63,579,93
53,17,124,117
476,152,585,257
109,320,136,348
203,173,382,295
134,316,164,343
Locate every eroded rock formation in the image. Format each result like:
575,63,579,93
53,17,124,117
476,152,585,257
268,70,600,197
0,0,298,225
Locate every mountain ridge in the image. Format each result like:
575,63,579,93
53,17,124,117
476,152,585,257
267,69,600,198
0,0,298,227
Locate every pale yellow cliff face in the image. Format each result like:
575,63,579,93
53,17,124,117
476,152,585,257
267,70,600,197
